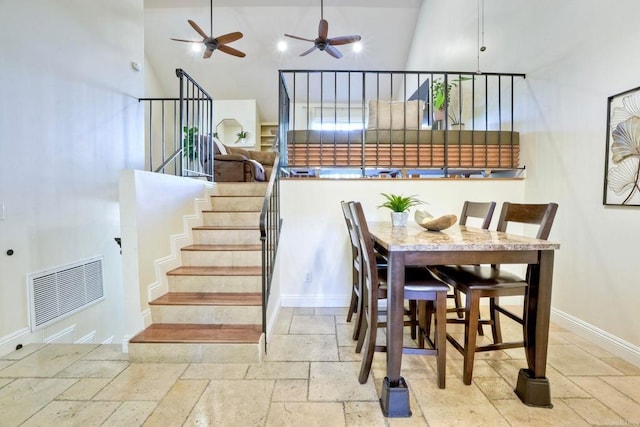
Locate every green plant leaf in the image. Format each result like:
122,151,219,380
377,193,424,212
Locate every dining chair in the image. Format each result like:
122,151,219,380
341,201,417,346
349,201,449,388
429,202,558,385
449,201,496,320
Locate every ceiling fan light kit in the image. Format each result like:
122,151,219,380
284,0,361,59
170,0,245,59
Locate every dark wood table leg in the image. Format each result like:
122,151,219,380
380,251,412,417
515,250,555,408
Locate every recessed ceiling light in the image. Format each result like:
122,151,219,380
352,42,362,53
277,40,287,52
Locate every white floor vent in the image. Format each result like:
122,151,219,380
28,256,105,331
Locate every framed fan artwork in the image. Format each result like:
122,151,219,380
603,85,640,206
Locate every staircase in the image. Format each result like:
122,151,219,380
128,182,267,363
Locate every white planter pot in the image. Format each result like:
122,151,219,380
391,211,409,227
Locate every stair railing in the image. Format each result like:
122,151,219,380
139,69,214,179
260,153,282,353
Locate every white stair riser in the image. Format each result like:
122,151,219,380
211,183,267,197
150,305,262,324
210,197,264,211
203,211,260,226
128,340,263,363
168,275,262,293
181,250,262,267
193,229,260,245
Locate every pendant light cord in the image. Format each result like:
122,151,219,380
210,0,213,35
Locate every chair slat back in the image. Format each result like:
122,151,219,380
349,201,379,322
459,201,496,230
341,200,360,260
496,202,559,240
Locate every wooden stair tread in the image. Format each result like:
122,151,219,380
167,266,262,276
193,225,259,231
181,244,262,251
129,323,262,344
151,292,262,306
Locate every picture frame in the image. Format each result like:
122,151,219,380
603,85,640,206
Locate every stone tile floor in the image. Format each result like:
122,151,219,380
1,307,639,426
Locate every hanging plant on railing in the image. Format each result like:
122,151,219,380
182,126,199,160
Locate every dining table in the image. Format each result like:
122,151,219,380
367,221,560,417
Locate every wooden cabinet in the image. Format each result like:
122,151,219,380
260,122,278,151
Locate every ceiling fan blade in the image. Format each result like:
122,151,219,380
318,19,328,40
300,45,318,56
325,44,343,59
203,48,214,59
216,31,243,45
170,38,201,43
218,44,246,58
328,35,361,46
188,19,209,39
284,34,315,43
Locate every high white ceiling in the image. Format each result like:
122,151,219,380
143,0,423,121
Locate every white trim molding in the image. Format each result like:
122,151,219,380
551,307,640,367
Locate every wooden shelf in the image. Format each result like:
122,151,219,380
260,122,278,151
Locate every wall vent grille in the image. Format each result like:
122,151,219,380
28,256,105,331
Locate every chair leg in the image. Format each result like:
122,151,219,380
453,289,463,318
409,299,417,340
355,311,367,353
358,312,377,384
346,278,358,323
489,297,503,344
435,291,447,389
462,290,481,385
417,300,428,348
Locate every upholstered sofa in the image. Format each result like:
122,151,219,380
211,139,276,182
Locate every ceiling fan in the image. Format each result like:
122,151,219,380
284,0,361,59
171,0,245,59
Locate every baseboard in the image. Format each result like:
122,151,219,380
0,327,32,357
551,307,640,368
280,294,349,308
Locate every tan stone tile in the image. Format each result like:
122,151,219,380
563,397,627,425
344,401,386,426
600,358,640,376
410,378,510,426
338,346,362,362
0,360,14,371
0,344,45,360
548,344,623,376
266,335,339,361
81,344,128,361
293,307,315,315
104,401,157,427
186,380,273,426
56,360,129,378
493,398,590,426
0,378,76,425
94,363,187,401
0,344,97,377
315,307,348,317
571,376,640,424
21,400,120,427
246,361,309,379
290,314,336,334
0,378,12,389
601,376,640,403
143,379,208,427
273,308,294,334
337,323,356,347
272,379,308,401
266,402,345,426
309,362,378,401
181,363,247,379
57,378,111,400
474,376,519,400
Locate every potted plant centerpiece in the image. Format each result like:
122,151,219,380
378,193,424,227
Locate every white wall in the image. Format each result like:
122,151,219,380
278,179,525,306
0,0,145,355
406,0,640,362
